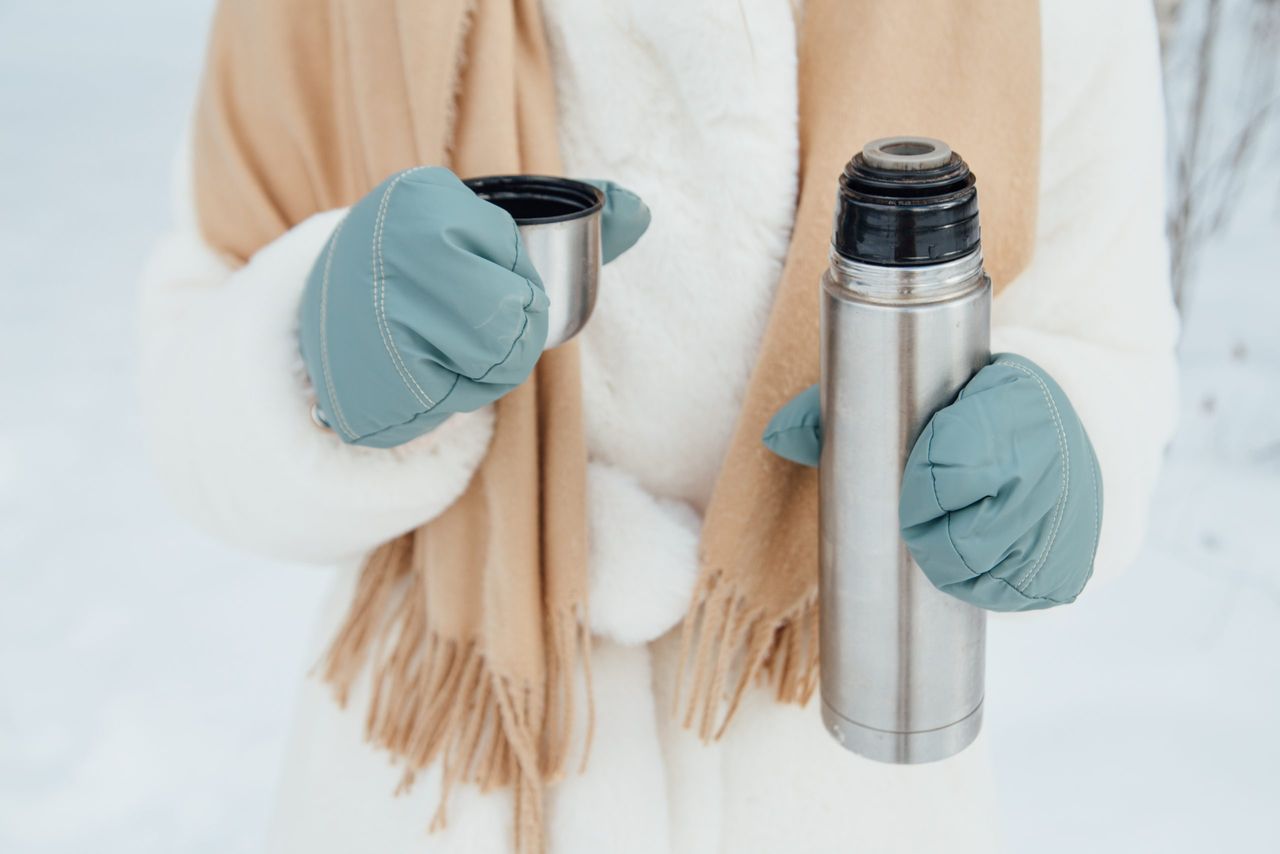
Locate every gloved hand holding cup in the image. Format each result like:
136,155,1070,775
298,167,649,448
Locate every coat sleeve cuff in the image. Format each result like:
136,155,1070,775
139,210,494,564
585,462,701,645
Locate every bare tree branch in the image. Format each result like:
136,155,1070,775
1163,0,1280,311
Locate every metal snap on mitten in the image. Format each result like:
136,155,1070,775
464,175,604,350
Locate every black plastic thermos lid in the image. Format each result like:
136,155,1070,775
833,136,980,266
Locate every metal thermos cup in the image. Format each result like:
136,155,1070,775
819,137,990,764
464,175,604,349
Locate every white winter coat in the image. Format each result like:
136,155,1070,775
140,0,1179,851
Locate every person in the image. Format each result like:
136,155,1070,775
140,0,1178,851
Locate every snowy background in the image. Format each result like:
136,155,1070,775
1,1,1276,852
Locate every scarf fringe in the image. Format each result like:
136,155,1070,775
321,536,591,854
541,603,594,776
675,568,820,741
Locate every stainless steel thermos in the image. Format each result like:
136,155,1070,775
819,136,990,764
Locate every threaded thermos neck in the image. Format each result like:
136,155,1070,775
833,136,981,267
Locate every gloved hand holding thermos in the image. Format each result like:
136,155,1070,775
763,138,1104,762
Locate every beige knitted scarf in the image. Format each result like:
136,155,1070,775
191,0,1039,849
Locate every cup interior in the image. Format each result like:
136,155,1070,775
464,175,603,225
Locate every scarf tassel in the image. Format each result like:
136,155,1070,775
321,536,592,854
675,569,821,741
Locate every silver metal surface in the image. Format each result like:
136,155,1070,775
819,247,991,764
517,211,601,349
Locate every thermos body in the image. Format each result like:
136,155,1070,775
819,250,990,763
818,136,991,763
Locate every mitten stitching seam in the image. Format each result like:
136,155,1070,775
475,221,539,383
317,217,358,441
994,360,1069,592
349,374,464,445
986,575,1072,607
1081,434,1102,590
925,419,982,578
373,168,437,409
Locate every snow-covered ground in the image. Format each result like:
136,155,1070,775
1,2,1276,852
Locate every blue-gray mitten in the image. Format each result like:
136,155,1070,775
298,167,649,448
763,354,1103,611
